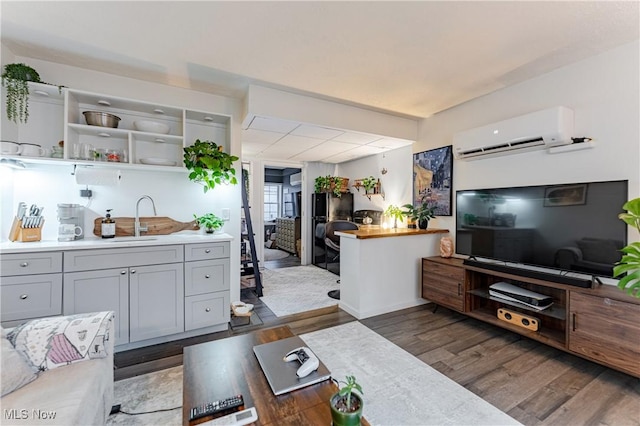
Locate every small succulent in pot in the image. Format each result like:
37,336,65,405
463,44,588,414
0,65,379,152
330,375,364,426
193,213,224,233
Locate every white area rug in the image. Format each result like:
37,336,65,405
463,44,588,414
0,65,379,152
260,265,339,316
107,366,181,425
264,248,290,261
106,322,518,426
301,322,520,426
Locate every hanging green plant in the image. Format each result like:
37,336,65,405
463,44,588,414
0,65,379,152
183,139,239,193
1,63,42,123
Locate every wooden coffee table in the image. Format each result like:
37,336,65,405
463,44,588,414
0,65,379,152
183,325,369,425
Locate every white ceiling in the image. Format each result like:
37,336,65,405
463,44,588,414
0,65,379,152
2,1,638,164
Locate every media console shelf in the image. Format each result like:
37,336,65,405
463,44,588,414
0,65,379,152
422,256,640,377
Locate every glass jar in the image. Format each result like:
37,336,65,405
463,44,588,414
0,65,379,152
106,149,121,162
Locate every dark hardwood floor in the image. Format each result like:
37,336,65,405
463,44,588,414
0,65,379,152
114,269,639,425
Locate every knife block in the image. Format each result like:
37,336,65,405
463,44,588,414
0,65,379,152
9,218,44,242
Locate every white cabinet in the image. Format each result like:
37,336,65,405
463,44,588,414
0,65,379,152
63,245,184,346
184,242,230,331
129,263,185,342
0,252,63,326
1,83,232,172
63,268,130,345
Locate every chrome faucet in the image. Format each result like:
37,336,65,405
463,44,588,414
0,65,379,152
135,195,157,237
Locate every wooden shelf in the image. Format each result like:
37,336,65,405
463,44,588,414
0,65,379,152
353,178,385,200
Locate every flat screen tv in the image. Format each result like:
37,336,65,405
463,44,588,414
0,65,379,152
456,180,628,287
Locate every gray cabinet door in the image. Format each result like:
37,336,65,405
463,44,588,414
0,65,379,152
129,263,184,342
63,268,130,346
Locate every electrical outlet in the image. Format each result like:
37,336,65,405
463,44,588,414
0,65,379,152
221,208,230,221
80,189,93,198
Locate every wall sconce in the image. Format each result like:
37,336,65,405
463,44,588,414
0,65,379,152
381,167,388,175
0,158,26,169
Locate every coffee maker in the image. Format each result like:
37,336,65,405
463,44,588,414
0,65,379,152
57,204,85,241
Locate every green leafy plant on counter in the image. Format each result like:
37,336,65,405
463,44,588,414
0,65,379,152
183,139,239,193
402,201,437,229
330,375,364,426
614,198,640,298
193,213,224,233
384,204,404,228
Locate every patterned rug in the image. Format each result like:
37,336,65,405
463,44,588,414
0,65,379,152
106,322,518,425
260,265,339,316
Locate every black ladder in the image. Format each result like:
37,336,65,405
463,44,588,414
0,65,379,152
241,169,263,296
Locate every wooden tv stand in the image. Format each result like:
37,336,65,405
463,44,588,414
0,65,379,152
422,256,640,378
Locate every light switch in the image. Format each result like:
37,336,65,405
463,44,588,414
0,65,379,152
221,208,230,221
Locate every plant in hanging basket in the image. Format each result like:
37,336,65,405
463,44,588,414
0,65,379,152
314,175,349,197
183,139,239,193
330,375,364,426
1,63,42,123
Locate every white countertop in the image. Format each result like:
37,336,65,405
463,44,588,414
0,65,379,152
0,232,233,254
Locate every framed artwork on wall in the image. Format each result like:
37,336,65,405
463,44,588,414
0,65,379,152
413,145,453,216
543,184,587,207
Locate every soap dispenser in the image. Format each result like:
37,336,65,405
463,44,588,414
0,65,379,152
101,209,116,239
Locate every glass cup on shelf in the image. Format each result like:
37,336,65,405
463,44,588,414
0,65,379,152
106,149,122,162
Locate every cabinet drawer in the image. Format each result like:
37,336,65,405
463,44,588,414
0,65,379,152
185,291,230,331
185,242,230,261
64,245,183,272
185,259,229,296
422,259,464,281
1,252,63,276
1,274,62,322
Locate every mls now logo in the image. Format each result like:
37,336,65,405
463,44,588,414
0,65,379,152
4,409,57,420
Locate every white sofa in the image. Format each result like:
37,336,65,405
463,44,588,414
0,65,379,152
1,313,115,425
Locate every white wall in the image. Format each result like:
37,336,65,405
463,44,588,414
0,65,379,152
337,145,414,217
1,50,245,302
416,40,640,242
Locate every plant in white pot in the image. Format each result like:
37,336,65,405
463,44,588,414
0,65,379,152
330,375,364,426
193,213,224,234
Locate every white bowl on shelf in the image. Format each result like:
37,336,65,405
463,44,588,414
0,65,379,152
133,120,170,134
139,157,177,166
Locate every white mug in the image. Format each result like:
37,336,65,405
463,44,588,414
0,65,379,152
58,224,83,241
19,143,46,157
0,140,20,155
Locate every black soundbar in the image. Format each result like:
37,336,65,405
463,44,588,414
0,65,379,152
463,258,593,288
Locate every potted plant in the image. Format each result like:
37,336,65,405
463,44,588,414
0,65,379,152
183,139,239,193
361,176,377,194
2,63,43,123
384,205,404,228
403,201,437,229
314,175,348,197
614,197,640,298
193,213,224,234
330,375,364,426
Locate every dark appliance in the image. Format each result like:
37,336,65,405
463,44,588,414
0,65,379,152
312,192,354,267
353,209,383,225
456,180,628,287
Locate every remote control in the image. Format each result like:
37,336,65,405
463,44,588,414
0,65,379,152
189,395,244,421
200,407,258,425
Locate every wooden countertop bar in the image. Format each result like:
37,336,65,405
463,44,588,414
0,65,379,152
337,227,448,239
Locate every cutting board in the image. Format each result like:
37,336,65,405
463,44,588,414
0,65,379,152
93,217,199,237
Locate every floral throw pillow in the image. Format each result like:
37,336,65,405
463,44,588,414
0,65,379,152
6,311,114,372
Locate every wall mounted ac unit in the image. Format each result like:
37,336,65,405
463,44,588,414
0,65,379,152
453,106,574,160
290,172,302,186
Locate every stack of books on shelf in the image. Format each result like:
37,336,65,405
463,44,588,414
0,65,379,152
489,282,554,310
